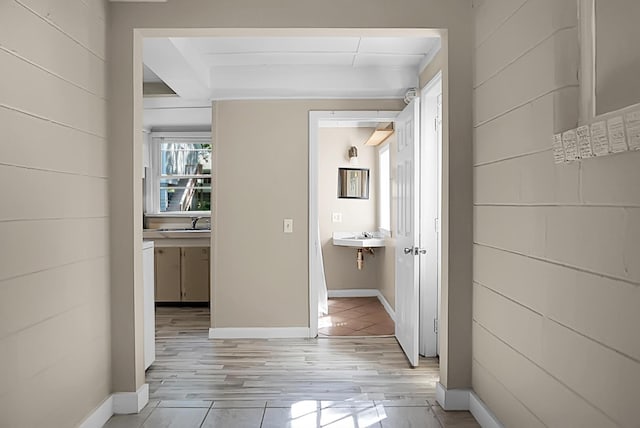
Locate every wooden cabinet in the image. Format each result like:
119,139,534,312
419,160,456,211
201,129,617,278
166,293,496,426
154,246,210,303
154,247,182,302
181,247,210,302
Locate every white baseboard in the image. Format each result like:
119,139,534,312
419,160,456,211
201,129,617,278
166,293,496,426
78,396,114,428
113,384,149,414
79,384,150,427
435,383,503,428
328,289,378,298
209,327,310,339
436,382,470,411
469,392,504,428
376,292,395,322
328,289,395,321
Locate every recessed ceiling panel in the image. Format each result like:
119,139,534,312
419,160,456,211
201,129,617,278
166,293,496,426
187,37,360,54
144,34,438,100
353,54,424,68
204,53,355,67
207,65,417,99
358,37,439,55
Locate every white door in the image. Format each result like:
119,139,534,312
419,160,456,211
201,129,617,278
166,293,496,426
395,99,421,367
419,74,442,357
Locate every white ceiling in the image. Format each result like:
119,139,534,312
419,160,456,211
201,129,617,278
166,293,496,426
143,35,440,100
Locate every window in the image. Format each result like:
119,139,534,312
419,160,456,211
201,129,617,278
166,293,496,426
579,0,640,122
378,143,390,233
147,133,212,213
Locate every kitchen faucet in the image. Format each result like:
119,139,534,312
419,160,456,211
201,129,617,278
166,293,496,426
191,216,203,229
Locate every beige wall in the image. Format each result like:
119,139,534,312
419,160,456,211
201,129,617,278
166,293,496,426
109,0,473,391
319,127,381,291
0,1,111,427
420,44,474,388
472,1,640,426
213,100,402,328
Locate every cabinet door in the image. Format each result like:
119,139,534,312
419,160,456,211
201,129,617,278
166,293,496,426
154,247,181,302
181,247,210,302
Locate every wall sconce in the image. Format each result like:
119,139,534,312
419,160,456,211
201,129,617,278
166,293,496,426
348,146,359,166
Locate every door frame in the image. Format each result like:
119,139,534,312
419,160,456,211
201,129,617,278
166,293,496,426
308,103,448,347
419,71,442,357
308,110,401,338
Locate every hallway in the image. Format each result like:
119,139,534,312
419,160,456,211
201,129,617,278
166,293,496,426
103,307,478,426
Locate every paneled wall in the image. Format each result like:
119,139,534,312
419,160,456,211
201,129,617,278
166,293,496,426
472,1,640,427
0,1,111,426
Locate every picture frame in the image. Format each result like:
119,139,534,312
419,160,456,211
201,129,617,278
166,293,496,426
338,167,369,199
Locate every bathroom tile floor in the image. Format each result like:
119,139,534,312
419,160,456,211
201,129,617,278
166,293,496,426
318,297,395,337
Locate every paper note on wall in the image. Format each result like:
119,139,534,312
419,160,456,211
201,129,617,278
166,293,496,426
552,133,565,164
576,125,593,158
624,110,640,151
562,129,579,161
607,116,628,153
590,121,610,156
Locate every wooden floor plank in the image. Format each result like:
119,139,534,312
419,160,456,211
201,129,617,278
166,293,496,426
149,307,440,402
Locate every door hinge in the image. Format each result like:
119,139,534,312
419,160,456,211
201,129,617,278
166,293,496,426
434,218,439,233
434,318,439,334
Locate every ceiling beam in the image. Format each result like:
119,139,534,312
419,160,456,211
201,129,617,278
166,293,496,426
143,38,210,99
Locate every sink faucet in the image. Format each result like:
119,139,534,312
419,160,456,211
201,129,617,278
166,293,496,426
363,231,373,238
191,216,203,230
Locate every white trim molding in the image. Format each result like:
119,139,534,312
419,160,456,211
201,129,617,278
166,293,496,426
435,383,503,428
327,289,395,321
209,327,310,339
79,384,150,427
328,289,378,298
308,110,400,339
436,382,470,411
113,384,150,414
78,396,114,428
469,393,504,428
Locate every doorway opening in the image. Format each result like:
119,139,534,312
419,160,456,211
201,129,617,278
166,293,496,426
309,101,447,359
312,115,399,337
320,296,394,337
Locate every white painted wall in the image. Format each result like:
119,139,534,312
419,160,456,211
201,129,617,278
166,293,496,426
472,1,640,426
0,1,111,427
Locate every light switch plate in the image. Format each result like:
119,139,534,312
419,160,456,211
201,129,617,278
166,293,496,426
283,219,293,233
332,213,342,223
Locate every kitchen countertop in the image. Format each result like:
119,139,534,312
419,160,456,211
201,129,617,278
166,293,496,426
143,229,211,247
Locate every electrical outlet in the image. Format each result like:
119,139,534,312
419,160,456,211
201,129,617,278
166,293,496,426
332,212,342,223
283,219,293,233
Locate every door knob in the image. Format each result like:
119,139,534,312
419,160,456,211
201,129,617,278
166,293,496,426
404,247,427,255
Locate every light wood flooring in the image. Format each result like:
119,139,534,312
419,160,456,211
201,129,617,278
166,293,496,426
319,297,394,337
149,306,437,401
104,307,481,427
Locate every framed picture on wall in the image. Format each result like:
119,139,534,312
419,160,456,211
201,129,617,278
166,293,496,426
338,168,369,199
